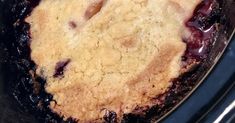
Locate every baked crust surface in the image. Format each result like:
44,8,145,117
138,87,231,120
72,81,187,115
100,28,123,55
26,0,201,122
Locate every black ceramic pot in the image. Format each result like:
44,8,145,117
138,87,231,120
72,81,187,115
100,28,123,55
0,0,234,123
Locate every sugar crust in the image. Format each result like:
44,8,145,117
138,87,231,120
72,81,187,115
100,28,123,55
26,0,201,122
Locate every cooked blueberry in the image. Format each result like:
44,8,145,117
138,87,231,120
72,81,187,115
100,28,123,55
53,59,71,78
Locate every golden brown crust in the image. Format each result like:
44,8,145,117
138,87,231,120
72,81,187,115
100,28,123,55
26,0,201,122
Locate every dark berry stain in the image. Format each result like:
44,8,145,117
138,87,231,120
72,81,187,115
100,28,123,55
69,21,77,29
85,0,104,20
53,59,71,78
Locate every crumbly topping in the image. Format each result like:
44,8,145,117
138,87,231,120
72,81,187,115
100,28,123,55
26,0,201,122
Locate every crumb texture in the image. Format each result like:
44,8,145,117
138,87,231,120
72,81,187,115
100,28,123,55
26,0,201,122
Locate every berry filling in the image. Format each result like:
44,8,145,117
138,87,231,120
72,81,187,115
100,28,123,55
184,0,220,60
53,59,71,78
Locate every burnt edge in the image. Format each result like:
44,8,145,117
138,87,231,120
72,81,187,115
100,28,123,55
0,0,227,123
0,0,77,123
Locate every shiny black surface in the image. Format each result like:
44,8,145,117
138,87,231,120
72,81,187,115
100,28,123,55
162,35,235,123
